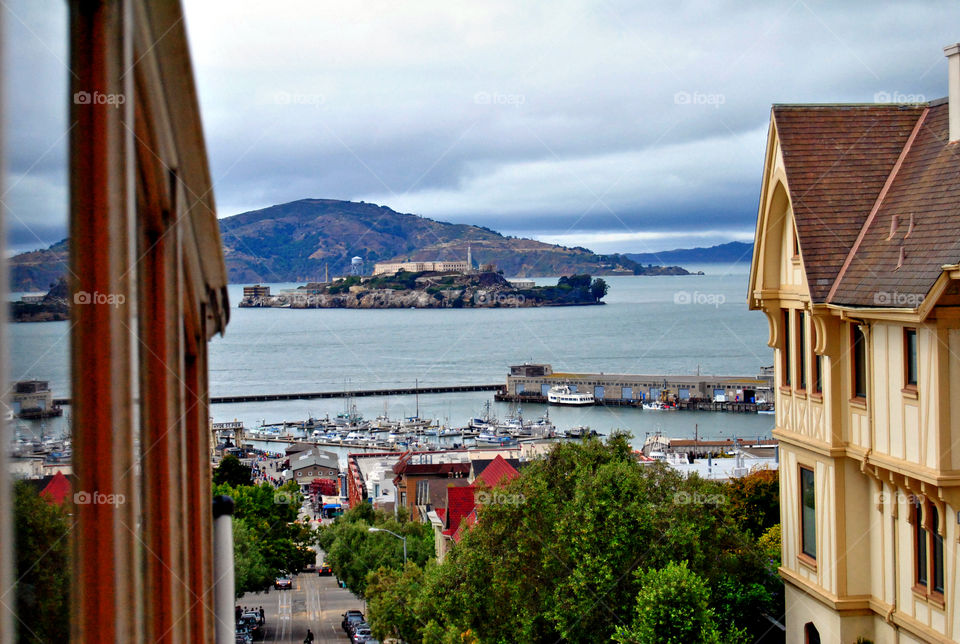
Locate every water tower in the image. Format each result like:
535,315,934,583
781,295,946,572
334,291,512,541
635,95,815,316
350,256,363,276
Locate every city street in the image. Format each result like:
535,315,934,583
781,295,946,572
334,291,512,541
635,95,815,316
238,570,364,643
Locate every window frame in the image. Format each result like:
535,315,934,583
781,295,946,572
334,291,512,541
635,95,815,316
810,320,823,396
851,324,867,401
782,309,792,388
913,497,946,602
799,465,817,563
903,327,918,390
796,310,807,391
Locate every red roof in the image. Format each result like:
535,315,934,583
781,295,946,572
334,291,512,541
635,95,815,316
40,471,72,505
452,509,478,543
445,485,476,533
475,454,520,488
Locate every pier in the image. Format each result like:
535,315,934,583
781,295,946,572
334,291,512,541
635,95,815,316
54,382,503,407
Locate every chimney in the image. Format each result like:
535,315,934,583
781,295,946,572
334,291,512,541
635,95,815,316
946,43,960,143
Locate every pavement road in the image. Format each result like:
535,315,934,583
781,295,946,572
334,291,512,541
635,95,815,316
238,572,365,643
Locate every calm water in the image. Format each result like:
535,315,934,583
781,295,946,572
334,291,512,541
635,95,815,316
8,263,775,445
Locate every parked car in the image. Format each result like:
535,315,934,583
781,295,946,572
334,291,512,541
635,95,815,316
348,621,370,637
342,612,364,633
352,627,373,642
274,576,292,590
238,613,263,639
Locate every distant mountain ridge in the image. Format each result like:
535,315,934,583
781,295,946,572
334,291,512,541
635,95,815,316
626,241,753,265
7,199,690,290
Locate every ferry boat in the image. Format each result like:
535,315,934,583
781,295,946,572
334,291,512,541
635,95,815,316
547,385,595,406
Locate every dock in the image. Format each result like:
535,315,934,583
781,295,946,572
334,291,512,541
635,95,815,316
501,363,775,411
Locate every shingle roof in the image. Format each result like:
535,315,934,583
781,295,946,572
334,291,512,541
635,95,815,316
772,104,926,301
830,100,960,306
475,455,520,488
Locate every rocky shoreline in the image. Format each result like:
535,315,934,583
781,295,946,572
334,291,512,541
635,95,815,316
240,271,607,309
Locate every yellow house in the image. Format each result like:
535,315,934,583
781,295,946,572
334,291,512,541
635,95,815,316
749,44,960,644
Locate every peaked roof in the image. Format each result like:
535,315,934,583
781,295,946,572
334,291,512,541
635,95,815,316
772,104,926,301
475,454,520,488
830,100,960,306
40,471,73,505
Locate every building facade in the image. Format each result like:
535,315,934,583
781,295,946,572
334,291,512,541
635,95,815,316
748,46,960,643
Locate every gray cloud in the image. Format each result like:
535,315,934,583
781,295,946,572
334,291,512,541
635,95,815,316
5,0,960,255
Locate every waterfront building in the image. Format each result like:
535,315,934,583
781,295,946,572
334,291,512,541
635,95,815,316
748,45,960,643
505,363,773,404
290,450,340,490
11,380,61,419
242,284,271,298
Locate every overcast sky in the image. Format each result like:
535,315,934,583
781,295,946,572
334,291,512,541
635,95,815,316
4,1,960,255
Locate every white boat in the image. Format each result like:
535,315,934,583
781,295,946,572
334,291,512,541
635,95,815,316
547,385,594,406
476,432,517,445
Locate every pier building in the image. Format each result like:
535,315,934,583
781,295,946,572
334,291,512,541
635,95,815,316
503,363,774,405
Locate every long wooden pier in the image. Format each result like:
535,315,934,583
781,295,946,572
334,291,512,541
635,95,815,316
54,383,504,407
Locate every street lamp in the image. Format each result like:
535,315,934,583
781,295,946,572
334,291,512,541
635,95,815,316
367,527,407,564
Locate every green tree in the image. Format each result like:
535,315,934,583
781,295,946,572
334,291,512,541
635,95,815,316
317,504,432,596
613,561,727,644
14,481,71,644
590,277,609,301
213,454,252,487
726,468,779,538
214,480,317,580
365,563,425,642
233,517,274,596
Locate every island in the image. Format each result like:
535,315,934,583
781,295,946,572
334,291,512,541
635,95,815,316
239,271,609,309
11,278,70,322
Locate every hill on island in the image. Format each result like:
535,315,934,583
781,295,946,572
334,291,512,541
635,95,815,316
8,199,689,290
625,241,754,265
217,199,686,282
